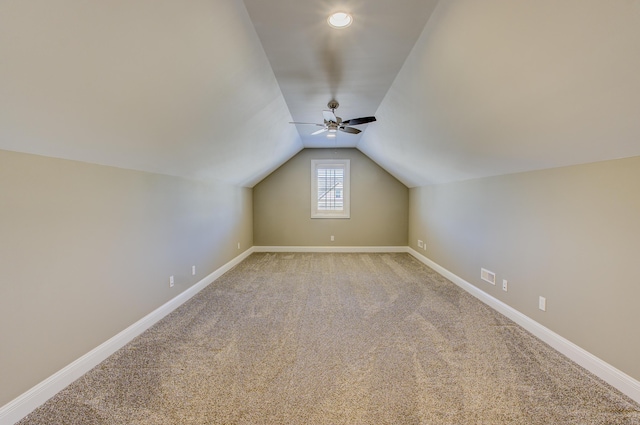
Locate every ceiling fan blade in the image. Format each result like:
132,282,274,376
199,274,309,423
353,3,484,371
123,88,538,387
339,126,361,135
342,116,376,126
322,110,337,123
311,128,329,135
289,122,325,126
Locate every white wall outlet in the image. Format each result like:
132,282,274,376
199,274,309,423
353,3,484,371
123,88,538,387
539,296,546,311
237,242,240,250
169,275,174,288
192,265,196,276
502,279,508,291
330,235,334,241
423,241,427,251
418,240,424,248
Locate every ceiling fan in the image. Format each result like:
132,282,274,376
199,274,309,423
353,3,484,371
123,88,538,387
289,100,376,137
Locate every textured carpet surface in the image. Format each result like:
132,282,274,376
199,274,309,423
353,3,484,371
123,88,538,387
18,253,640,424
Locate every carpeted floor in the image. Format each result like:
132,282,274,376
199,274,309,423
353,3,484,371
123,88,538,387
18,253,640,424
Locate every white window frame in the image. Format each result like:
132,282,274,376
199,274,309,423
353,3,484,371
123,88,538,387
311,159,350,219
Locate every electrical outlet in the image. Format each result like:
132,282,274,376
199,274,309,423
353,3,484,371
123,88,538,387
331,235,334,241
237,242,240,250
192,265,196,276
502,279,508,291
169,276,174,288
423,241,427,251
539,296,546,311
418,240,424,248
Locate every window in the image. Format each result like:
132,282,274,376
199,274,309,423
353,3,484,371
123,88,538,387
311,159,350,218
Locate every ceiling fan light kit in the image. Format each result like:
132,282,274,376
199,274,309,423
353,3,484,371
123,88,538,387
289,100,376,138
328,12,353,29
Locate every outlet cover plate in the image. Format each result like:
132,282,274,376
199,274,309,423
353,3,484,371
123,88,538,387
539,296,546,311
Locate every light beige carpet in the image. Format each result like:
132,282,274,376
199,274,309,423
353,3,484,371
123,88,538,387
18,253,640,424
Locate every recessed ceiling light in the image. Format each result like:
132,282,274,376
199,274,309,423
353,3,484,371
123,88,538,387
328,12,353,29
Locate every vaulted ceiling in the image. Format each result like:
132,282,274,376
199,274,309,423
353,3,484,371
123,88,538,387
2,1,640,188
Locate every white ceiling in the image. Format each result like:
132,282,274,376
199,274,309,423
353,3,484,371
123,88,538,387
1,0,640,188
0,0,302,187
243,0,439,148
359,0,640,186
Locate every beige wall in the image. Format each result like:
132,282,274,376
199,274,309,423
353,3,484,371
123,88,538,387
408,156,640,381
0,149,253,405
254,148,408,246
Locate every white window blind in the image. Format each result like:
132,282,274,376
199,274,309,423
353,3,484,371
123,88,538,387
311,159,350,218
317,167,344,211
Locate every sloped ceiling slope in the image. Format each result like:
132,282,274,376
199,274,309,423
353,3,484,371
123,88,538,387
359,0,640,187
0,0,301,187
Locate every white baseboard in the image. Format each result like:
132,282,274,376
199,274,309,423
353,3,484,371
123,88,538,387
0,248,255,425
406,247,640,405
253,246,407,253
